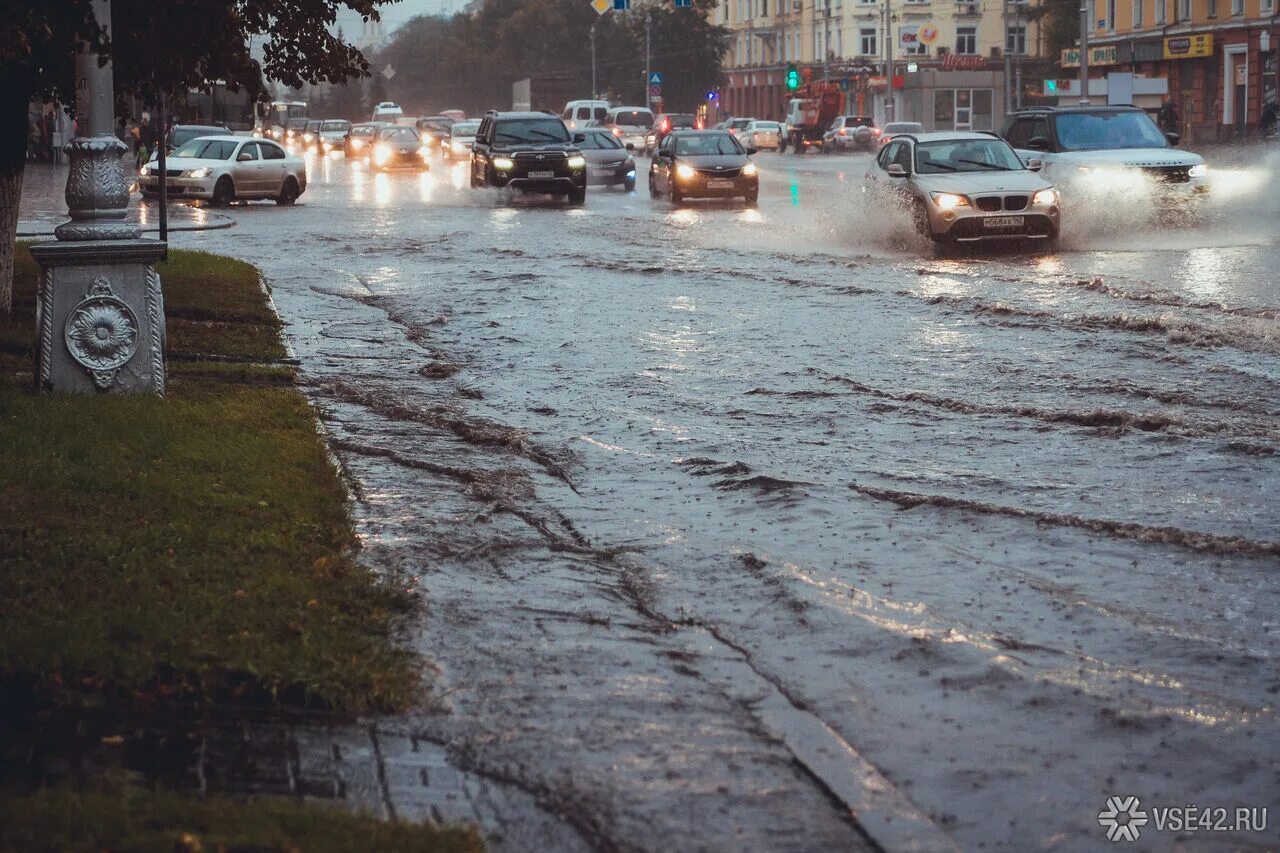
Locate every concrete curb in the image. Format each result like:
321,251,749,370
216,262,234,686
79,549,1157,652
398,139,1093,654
17,213,236,238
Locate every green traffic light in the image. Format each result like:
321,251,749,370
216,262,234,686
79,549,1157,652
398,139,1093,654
786,65,800,90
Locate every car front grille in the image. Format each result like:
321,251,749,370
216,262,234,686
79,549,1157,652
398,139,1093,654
515,151,567,164
696,167,742,178
974,194,1030,212
166,169,183,178
1140,165,1191,183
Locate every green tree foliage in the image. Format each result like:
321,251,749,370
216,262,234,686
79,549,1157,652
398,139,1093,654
374,0,730,116
0,0,390,316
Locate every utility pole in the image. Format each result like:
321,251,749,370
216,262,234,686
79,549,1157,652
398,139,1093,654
1079,0,1091,104
883,0,895,121
591,23,597,98
1002,0,1011,113
645,13,653,112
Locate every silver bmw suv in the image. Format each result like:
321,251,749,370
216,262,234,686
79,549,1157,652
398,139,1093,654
865,131,1061,246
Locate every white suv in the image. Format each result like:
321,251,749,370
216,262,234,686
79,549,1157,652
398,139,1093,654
1001,106,1208,202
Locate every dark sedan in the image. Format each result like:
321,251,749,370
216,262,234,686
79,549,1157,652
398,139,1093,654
368,126,430,171
649,130,758,206
345,122,382,158
415,115,454,155
579,128,637,191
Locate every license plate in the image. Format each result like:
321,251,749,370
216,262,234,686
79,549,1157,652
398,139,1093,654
528,170,555,179
984,216,1025,228
590,166,613,174
707,179,735,189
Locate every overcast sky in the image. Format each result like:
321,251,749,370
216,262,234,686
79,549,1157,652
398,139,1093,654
336,0,457,37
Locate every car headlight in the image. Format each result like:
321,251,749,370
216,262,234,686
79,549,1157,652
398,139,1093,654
1188,163,1207,178
929,192,970,210
184,167,213,179
452,142,467,153
303,133,313,141
568,155,586,170
493,157,515,171
374,144,391,165
138,165,151,176
676,163,697,181
742,162,758,177
351,139,364,149
1032,188,1058,206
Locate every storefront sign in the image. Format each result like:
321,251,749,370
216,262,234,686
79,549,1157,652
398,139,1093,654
1060,45,1119,67
900,25,920,50
1164,34,1213,59
941,54,987,71
918,23,940,45
868,75,888,90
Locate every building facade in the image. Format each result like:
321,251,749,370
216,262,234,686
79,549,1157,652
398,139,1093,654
1070,0,1277,141
717,0,1043,130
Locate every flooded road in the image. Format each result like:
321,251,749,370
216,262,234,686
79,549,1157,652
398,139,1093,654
99,148,1280,849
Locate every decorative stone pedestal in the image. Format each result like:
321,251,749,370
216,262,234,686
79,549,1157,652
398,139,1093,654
28,239,168,395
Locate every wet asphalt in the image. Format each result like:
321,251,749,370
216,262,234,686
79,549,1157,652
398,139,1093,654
22,149,1280,850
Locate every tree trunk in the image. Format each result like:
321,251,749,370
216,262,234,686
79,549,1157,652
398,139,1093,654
0,80,31,318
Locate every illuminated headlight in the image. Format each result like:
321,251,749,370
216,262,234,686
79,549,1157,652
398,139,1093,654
1032,188,1058,206
374,144,391,166
742,162,758,177
303,133,314,142
1187,163,1207,178
930,192,970,210
493,157,515,171
676,163,697,181
626,169,636,178
184,167,213,179
138,165,151,176
452,142,467,154
351,139,364,149
421,136,434,147
567,155,586,170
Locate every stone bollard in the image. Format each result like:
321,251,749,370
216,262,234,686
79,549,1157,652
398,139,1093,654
29,134,167,395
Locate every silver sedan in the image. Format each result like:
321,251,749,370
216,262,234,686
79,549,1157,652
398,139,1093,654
139,135,306,206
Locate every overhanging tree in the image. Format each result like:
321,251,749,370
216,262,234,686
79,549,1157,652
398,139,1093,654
0,0,390,316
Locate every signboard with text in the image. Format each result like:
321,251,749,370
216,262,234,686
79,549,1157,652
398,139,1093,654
1164,34,1213,60
1060,45,1119,68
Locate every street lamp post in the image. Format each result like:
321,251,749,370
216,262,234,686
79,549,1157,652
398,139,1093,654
1079,0,1091,104
591,23,597,98
883,0,895,122
28,0,168,395
645,13,653,112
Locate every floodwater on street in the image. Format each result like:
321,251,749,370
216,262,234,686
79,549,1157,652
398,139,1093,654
23,148,1280,850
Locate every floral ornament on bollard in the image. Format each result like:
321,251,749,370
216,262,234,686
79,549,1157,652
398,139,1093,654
64,276,140,389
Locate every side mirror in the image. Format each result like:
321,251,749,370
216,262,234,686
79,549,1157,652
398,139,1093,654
625,143,635,150
1025,158,1043,172
746,146,759,155
1027,136,1050,151
238,152,253,161
886,163,908,177
1165,132,1181,146
573,132,586,143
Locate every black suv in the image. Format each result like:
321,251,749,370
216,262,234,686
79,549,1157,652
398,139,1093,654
470,111,587,204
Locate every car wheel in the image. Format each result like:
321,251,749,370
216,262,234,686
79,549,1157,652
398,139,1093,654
911,200,931,238
648,173,660,199
744,191,759,209
670,186,683,205
211,176,234,207
276,178,299,206
823,142,833,155
624,177,636,192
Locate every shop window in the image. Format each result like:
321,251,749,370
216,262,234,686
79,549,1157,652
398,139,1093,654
935,90,955,128
972,89,993,129
956,26,977,55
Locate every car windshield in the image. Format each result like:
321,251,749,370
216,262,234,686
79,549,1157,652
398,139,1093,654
322,121,350,132
379,128,420,142
580,132,623,150
729,119,752,129
915,139,1025,173
610,110,654,127
172,128,219,147
1055,111,1169,150
419,118,452,132
352,126,376,137
173,139,237,159
451,121,480,136
495,119,570,144
667,114,696,127
674,134,743,156
286,119,308,130
752,122,781,131
847,116,874,126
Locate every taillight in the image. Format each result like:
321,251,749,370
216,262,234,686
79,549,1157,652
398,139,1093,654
612,126,623,136
838,127,847,136
661,118,669,131
872,127,882,136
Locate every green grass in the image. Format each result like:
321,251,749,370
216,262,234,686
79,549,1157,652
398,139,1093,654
0,245,420,713
0,243,465,847
0,777,484,853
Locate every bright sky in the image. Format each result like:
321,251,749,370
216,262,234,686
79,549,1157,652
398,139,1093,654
336,0,456,36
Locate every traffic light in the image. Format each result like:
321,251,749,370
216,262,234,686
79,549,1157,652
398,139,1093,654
786,65,800,90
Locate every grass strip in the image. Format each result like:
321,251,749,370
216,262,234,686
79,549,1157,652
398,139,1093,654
0,776,483,853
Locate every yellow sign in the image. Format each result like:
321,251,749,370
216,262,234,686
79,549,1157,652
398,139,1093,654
918,23,939,45
590,0,610,13
1060,45,1118,67
1164,34,1213,59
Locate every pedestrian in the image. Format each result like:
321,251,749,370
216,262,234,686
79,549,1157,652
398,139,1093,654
50,103,69,164
1157,99,1179,135
1262,100,1278,138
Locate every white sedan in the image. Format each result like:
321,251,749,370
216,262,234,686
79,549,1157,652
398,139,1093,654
139,135,307,206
